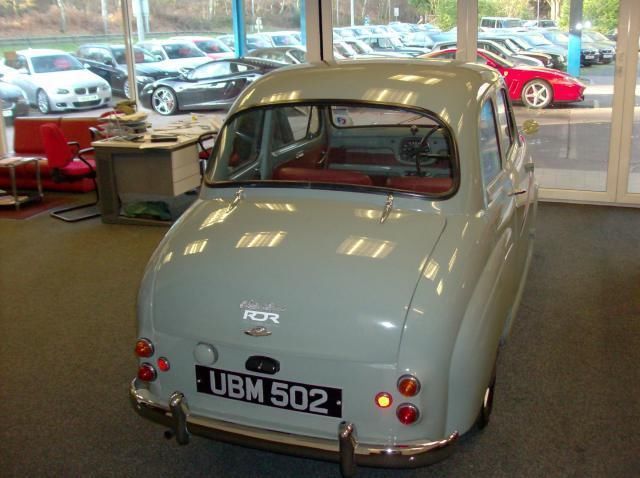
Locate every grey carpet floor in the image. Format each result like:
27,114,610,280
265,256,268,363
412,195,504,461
0,202,638,477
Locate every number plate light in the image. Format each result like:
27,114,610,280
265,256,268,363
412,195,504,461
375,392,393,408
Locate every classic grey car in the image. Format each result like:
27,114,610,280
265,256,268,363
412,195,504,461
131,59,537,476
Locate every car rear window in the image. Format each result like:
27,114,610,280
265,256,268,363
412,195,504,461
206,103,457,197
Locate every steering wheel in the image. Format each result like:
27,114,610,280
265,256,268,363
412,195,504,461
411,126,443,176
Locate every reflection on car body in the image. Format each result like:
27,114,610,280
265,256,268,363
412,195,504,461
131,59,538,476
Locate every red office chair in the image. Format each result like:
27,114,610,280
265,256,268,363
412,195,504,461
40,123,101,222
196,132,217,176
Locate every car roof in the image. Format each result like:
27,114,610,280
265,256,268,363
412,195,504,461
230,60,501,126
17,48,68,57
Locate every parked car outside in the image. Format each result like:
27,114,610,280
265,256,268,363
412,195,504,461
139,57,283,115
342,38,409,58
4,49,111,114
259,31,303,47
136,40,211,70
217,34,273,52
131,59,537,476
401,31,439,49
169,36,235,60
522,19,557,29
0,68,29,125
431,39,548,67
485,33,567,70
76,44,180,99
537,29,598,66
424,48,585,109
480,17,525,31
580,31,615,64
247,46,306,65
357,33,429,57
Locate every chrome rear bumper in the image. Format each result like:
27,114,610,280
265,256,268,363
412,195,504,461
130,379,459,476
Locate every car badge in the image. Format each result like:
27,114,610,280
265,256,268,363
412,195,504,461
244,326,272,337
240,300,285,325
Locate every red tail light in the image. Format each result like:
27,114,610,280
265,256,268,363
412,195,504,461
396,403,420,425
397,375,421,397
374,392,393,408
137,363,157,382
157,357,170,372
135,338,154,358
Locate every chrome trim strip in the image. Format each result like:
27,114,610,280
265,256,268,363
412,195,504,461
130,379,459,470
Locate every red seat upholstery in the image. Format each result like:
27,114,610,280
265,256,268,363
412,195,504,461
1,117,99,193
40,123,100,222
386,176,453,194
274,167,373,185
13,117,63,154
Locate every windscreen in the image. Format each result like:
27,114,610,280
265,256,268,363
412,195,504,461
32,54,83,73
206,103,456,197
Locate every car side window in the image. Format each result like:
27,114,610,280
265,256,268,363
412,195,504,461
192,62,231,80
271,106,320,150
227,109,265,172
495,89,515,157
479,100,502,187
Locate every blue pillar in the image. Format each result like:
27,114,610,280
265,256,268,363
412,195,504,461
300,0,306,48
232,0,246,58
567,0,583,77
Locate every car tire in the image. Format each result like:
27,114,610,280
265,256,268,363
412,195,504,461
151,86,178,115
37,89,51,114
123,80,131,100
521,79,552,109
476,359,497,430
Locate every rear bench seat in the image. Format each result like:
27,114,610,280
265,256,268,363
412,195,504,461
386,176,453,194
273,167,373,185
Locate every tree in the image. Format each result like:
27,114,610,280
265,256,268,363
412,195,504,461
560,0,619,33
544,0,562,21
56,0,67,33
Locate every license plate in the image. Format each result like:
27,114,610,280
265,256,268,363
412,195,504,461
78,94,99,102
2,109,11,117
195,365,343,417
584,55,595,60
603,54,613,58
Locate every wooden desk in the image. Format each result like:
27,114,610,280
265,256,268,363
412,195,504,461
92,134,204,226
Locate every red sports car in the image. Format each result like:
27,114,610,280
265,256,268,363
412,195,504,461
423,48,585,109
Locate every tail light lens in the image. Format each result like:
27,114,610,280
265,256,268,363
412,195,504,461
137,363,157,382
157,357,170,372
397,375,421,397
135,338,154,358
396,403,420,425
374,392,393,408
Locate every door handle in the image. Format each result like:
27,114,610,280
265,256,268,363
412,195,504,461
508,189,527,196
295,151,304,159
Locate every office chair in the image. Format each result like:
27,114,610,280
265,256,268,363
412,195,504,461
40,123,101,222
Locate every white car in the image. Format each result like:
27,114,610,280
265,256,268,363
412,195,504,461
131,59,538,476
4,49,111,114
136,40,211,71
